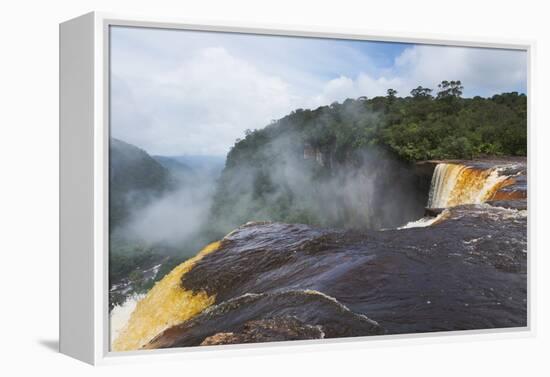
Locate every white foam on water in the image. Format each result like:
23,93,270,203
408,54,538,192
472,168,509,204
399,211,448,229
109,293,145,348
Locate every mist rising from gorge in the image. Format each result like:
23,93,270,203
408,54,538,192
209,132,427,237
110,103,431,256
109,139,223,256
117,175,215,250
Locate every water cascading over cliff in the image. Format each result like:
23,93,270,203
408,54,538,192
111,241,222,351
427,163,513,208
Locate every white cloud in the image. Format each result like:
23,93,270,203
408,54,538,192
309,44,526,109
392,45,526,97
112,47,300,155
110,27,527,156
311,73,403,106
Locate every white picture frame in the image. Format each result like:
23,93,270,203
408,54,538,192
59,11,534,365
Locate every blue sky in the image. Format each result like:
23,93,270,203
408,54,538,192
110,26,527,156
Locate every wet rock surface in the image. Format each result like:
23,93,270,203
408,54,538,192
133,158,528,349
157,203,527,348
146,290,383,348
487,199,527,211
199,317,325,346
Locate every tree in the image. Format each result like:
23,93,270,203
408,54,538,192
437,80,464,99
410,86,433,99
386,88,398,109
386,88,398,98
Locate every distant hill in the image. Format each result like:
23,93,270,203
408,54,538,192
152,155,195,181
110,138,172,230
167,155,225,178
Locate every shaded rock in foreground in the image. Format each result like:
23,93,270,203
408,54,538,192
200,317,325,346
179,205,526,336
145,290,383,349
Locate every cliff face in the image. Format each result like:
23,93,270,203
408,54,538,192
211,144,428,235
303,143,333,168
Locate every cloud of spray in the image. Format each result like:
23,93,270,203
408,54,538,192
121,179,214,248
111,104,429,255
210,113,428,235
110,144,222,255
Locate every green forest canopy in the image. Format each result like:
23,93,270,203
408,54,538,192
227,80,526,164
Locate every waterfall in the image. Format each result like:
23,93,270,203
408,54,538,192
427,163,511,208
110,293,145,346
112,241,221,351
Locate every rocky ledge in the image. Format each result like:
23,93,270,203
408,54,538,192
143,197,526,348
